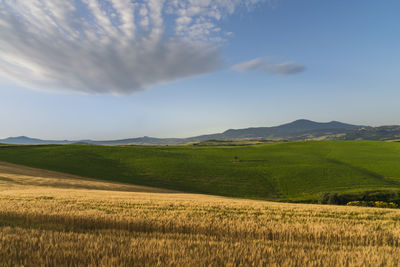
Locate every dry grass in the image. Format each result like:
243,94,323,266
1,162,400,266
0,161,175,193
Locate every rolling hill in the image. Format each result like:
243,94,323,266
1,120,398,145
0,136,72,145
340,126,400,141
2,161,399,266
0,141,399,202
0,119,370,145
198,119,366,140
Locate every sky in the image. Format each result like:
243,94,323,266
0,0,399,140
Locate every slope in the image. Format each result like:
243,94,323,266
0,141,399,201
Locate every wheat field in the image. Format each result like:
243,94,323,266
1,161,400,266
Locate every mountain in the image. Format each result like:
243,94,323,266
0,120,385,145
0,136,72,145
0,135,185,146
90,136,183,146
191,119,366,141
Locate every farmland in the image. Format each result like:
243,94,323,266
1,161,400,266
0,141,399,202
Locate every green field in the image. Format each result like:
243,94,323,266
0,141,399,202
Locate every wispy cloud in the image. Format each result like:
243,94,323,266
232,58,306,75
0,0,266,94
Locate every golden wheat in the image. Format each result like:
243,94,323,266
1,161,400,266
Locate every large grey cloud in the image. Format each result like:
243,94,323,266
0,0,266,94
232,58,306,75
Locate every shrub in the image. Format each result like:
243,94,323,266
318,193,330,204
321,191,400,208
374,201,399,209
328,193,341,205
346,201,363,207
346,201,399,209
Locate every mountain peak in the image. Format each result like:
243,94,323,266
292,119,314,123
286,119,318,125
5,136,33,140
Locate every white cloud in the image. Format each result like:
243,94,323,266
0,0,266,94
232,58,306,75
232,58,266,72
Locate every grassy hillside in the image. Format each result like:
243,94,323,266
0,141,399,202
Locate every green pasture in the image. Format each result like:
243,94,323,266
0,141,399,202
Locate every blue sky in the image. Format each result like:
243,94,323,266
0,0,399,140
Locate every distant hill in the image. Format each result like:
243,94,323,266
0,135,184,146
2,119,399,145
188,119,367,141
339,126,400,141
91,136,182,146
0,136,72,145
